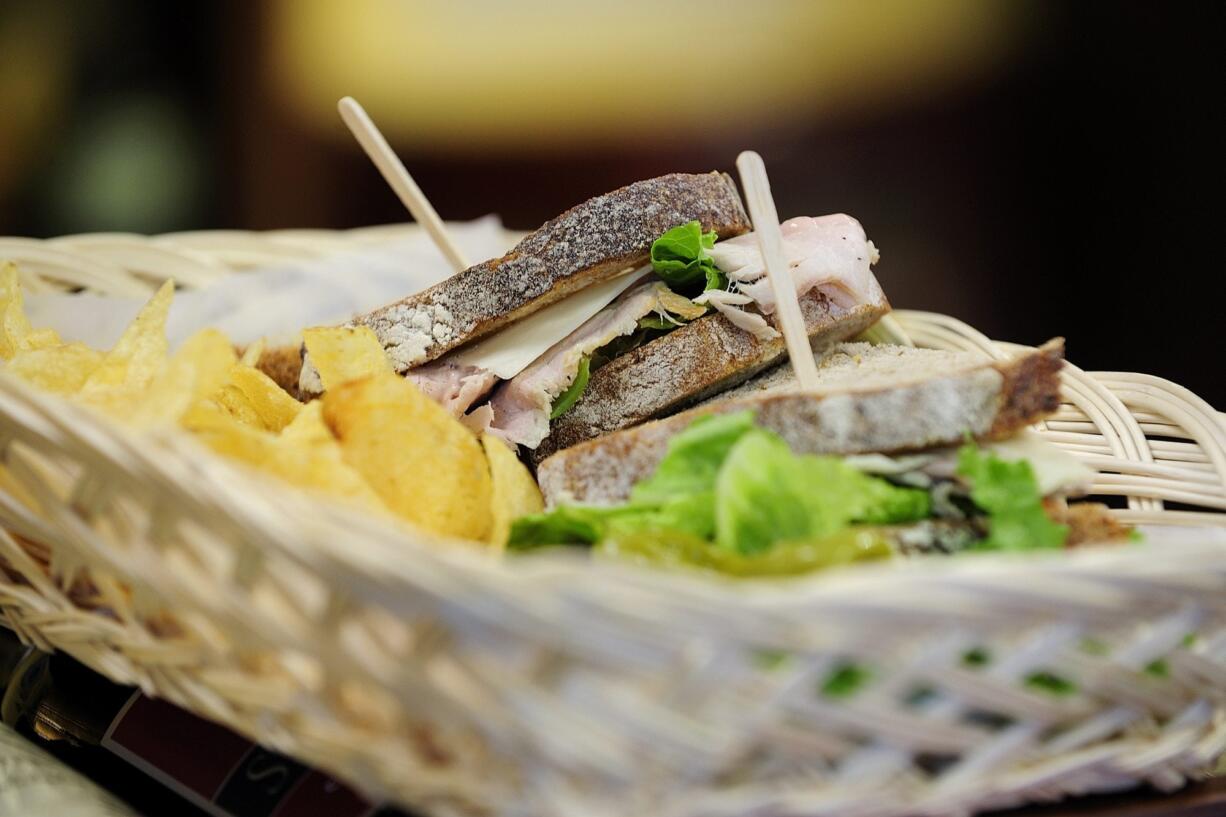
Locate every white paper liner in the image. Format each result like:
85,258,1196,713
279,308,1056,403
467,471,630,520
23,217,512,349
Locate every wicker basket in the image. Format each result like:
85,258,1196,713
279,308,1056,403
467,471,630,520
1,228,1225,817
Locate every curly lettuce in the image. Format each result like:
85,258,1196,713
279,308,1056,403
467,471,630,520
511,413,1074,572
509,412,927,573
956,442,1068,550
650,221,727,293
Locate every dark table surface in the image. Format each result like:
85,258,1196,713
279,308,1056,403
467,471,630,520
990,777,1226,817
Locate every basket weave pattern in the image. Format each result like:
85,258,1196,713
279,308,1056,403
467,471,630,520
1,230,1225,817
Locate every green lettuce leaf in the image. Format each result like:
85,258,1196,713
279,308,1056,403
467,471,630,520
599,527,893,577
650,221,726,293
549,356,591,419
507,504,613,549
637,315,677,331
509,413,754,552
508,500,695,550
508,413,928,572
508,493,716,552
715,430,930,554
606,491,717,541
821,662,874,698
956,443,1068,550
631,411,756,504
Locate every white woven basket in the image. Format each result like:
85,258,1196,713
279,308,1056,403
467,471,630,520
1,228,1225,817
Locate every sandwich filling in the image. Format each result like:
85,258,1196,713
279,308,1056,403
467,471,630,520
404,360,501,416
482,280,706,448
302,213,884,443
298,265,652,410
508,411,1098,576
484,215,884,448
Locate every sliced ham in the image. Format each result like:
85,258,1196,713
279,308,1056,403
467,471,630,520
484,280,675,449
709,214,883,313
405,359,500,417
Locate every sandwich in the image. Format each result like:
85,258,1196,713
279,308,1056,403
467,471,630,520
299,172,890,458
514,340,1130,573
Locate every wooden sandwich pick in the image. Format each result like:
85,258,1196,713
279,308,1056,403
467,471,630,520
337,96,470,273
735,150,821,390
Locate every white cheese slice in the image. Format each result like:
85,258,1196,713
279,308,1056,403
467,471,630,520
448,265,652,379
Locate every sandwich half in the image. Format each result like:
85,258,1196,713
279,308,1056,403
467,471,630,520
301,171,751,400
519,340,1129,569
300,173,892,458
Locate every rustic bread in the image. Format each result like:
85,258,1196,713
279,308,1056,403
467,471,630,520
254,344,305,400
353,172,750,372
536,339,1064,506
532,288,891,463
1048,500,1134,545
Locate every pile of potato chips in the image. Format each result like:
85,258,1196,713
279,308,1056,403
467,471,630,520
0,262,542,548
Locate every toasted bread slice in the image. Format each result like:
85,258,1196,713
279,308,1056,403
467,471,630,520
537,339,1064,506
533,288,891,462
1047,500,1134,545
254,344,305,400
353,172,750,372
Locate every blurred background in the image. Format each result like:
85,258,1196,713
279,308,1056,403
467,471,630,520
0,0,1222,404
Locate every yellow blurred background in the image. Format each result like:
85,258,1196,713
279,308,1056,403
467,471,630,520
0,1,1222,405
267,0,1020,149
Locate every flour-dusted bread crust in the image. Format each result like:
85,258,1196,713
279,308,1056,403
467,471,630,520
355,172,750,371
536,339,1064,506
532,288,891,462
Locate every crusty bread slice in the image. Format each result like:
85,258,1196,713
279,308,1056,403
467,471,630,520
253,344,305,400
354,172,750,372
532,288,891,463
1047,500,1134,545
536,339,1064,506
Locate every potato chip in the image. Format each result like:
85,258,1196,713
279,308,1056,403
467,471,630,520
229,365,301,432
323,373,491,541
191,410,275,461
176,329,238,398
1,269,497,540
193,407,385,512
212,383,264,428
6,343,104,394
130,329,238,425
1,262,62,359
302,326,391,391
239,338,267,367
280,399,334,445
180,397,234,432
481,433,543,550
79,280,174,394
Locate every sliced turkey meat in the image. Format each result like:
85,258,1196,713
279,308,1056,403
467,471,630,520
709,214,883,313
484,280,686,449
405,359,500,417
691,289,780,341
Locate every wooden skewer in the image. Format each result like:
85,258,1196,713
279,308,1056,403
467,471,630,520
337,96,470,273
735,150,820,390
